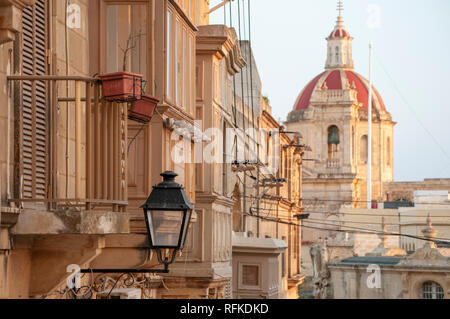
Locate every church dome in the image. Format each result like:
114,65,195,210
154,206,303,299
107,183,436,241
293,69,386,111
292,2,387,113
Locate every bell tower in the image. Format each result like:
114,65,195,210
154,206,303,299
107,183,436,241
285,0,395,244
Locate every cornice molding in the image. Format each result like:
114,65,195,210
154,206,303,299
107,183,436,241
196,25,246,75
196,193,235,207
156,103,195,124
0,0,35,10
398,245,450,267
168,0,198,32
0,0,35,44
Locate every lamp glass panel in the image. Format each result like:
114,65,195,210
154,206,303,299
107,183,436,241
147,210,184,247
179,210,192,249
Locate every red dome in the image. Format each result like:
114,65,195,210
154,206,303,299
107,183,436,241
329,28,348,38
293,70,386,111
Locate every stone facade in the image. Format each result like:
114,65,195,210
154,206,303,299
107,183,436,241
0,0,212,299
327,219,450,299
285,11,395,282
384,179,450,202
228,42,305,299
0,0,306,299
286,12,395,245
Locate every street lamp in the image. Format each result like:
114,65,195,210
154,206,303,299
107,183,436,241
80,171,193,274
141,171,194,270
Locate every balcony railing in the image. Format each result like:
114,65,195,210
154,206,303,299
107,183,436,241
310,89,358,104
7,75,127,212
326,158,340,169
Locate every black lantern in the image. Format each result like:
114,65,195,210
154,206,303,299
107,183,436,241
140,171,194,266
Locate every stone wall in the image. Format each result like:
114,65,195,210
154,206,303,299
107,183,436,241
328,265,404,299
384,179,450,202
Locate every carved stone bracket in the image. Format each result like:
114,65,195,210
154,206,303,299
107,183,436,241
0,0,35,44
0,206,20,251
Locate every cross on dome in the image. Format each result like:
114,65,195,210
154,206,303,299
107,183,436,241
337,1,344,18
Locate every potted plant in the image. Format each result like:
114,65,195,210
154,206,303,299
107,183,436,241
128,94,160,124
98,32,144,102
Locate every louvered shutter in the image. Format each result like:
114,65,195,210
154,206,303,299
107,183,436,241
22,0,48,199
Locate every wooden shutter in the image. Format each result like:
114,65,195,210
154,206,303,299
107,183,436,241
22,0,48,199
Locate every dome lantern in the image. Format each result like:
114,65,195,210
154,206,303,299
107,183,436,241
325,1,354,70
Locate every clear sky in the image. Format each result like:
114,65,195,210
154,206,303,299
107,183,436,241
209,0,450,182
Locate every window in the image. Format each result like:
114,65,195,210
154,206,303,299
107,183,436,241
284,150,288,179
221,61,226,107
352,127,355,164
166,5,195,111
166,10,172,99
106,4,147,75
327,126,340,159
176,0,194,20
213,62,219,102
386,137,391,166
222,121,228,196
189,35,193,113
182,26,186,108
282,236,287,277
360,135,368,163
175,19,179,105
266,133,272,166
420,281,444,299
335,46,340,63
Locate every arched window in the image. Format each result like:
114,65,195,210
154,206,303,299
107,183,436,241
351,127,355,163
360,135,368,163
386,137,391,166
327,126,340,159
420,281,444,299
335,46,340,63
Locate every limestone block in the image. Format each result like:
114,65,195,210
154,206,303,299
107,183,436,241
13,209,130,234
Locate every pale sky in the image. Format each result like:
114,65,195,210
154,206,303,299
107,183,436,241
209,0,450,182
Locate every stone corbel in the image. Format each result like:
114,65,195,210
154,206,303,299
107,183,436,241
0,0,35,45
0,206,20,252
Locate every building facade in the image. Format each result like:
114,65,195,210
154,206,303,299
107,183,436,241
0,0,211,299
326,218,450,299
225,40,306,299
0,0,305,299
384,179,450,203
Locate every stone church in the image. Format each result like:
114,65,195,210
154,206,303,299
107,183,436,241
286,6,395,242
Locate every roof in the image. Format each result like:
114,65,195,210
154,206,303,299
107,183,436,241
383,201,414,209
329,28,349,38
293,69,386,111
232,233,287,254
331,256,403,266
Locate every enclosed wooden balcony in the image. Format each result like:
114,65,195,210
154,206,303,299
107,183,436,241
7,75,128,215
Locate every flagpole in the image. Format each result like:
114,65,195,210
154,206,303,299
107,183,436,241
367,43,373,209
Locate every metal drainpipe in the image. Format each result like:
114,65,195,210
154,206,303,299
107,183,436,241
256,164,260,238
6,49,12,205
65,0,70,198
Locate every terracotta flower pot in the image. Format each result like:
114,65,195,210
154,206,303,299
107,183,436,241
98,72,143,102
128,94,160,123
